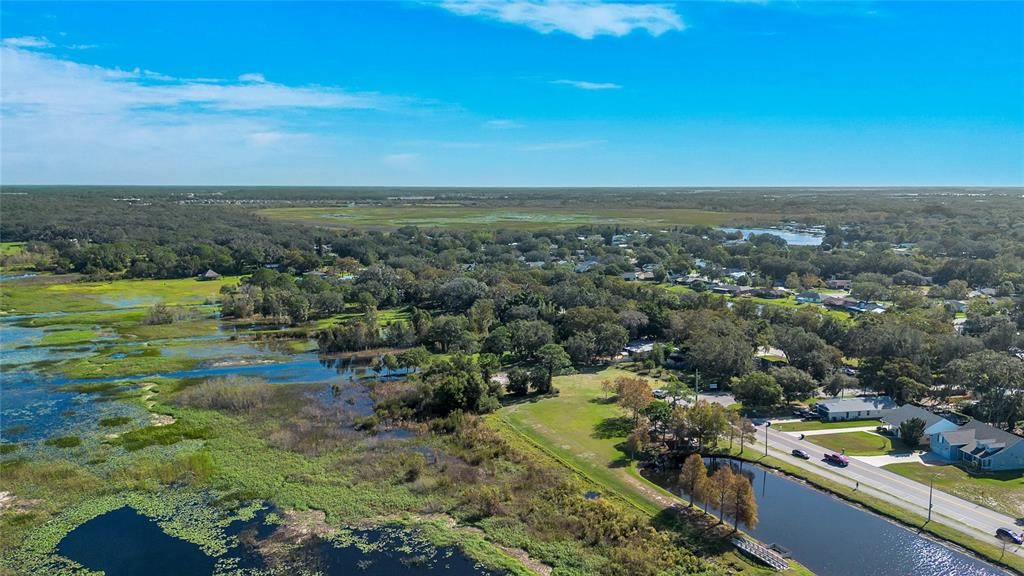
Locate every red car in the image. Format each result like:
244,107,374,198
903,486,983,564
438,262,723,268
824,453,849,467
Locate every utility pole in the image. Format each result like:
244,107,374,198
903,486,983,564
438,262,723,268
695,369,700,403
764,422,770,456
928,475,935,523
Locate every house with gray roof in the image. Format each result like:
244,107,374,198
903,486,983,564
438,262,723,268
931,420,1024,471
880,404,959,447
816,396,897,422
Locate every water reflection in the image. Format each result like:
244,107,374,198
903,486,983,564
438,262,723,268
646,458,1007,576
57,507,500,576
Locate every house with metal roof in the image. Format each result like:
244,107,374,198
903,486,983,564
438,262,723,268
816,396,897,422
880,404,959,446
931,420,1024,471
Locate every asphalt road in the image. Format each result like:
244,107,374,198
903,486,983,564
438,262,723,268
750,423,1024,559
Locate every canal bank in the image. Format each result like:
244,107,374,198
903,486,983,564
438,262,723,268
723,452,1024,575
646,457,1011,576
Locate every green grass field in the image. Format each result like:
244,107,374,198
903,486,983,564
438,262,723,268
883,462,1024,518
258,205,771,231
499,368,662,513
805,431,908,456
773,418,883,432
0,242,26,255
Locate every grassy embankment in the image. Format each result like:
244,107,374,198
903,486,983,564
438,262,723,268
721,446,1024,574
258,205,771,231
497,367,812,575
884,462,1024,519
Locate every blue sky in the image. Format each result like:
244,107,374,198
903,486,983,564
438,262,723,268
1,1,1022,186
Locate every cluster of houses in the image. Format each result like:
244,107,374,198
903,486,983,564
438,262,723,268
816,397,1024,472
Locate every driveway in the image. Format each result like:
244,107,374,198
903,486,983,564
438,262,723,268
853,452,925,467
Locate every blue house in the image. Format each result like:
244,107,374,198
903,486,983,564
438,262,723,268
931,420,1024,472
880,404,959,447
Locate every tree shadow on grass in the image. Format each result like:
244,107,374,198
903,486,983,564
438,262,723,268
589,395,618,405
608,455,632,468
593,415,634,439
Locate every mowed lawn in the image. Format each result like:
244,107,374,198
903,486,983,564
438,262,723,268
805,431,908,456
884,462,1024,518
498,368,673,516
774,418,883,432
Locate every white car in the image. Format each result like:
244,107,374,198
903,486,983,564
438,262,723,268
652,389,668,399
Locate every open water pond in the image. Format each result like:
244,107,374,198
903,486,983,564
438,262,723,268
719,227,824,246
57,507,502,576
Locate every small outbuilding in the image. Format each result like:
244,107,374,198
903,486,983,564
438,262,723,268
199,269,222,281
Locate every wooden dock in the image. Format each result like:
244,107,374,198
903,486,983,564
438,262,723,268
731,536,790,571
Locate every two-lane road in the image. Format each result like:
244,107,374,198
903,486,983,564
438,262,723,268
750,423,1024,559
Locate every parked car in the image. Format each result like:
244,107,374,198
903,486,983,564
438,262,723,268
996,528,1024,545
791,449,810,459
824,453,849,467
1016,518,1024,527
652,389,667,399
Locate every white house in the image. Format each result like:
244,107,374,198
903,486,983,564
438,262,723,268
931,420,1024,472
816,396,896,422
880,404,959,446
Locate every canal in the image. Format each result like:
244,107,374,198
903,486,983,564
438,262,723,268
645,459,1010,576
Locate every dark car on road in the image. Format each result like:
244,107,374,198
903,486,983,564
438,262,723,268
997,528,1023,545
791,449,810,459
824,453,849,467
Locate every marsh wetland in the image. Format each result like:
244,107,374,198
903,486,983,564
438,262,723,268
0,275,510,575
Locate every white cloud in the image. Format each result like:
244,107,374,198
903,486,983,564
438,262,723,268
518,139,606,151
551,79,621,90
2,36,54,49
239,72,267,83
484,119,524,129
382,153,421,168
0,45,394,183
1,47,383,115
440,1,683,39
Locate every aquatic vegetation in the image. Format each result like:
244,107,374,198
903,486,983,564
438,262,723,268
44,436,82,449
0,444,20,455
49,346,200,379
112,421,211,452
97,417,132,428
39,329,99,348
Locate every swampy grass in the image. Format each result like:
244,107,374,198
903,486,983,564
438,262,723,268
48,346,200,379
97,417,133,428
258,205,768,231
43,437,82,449
39,329,99,347
1,276,236,315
